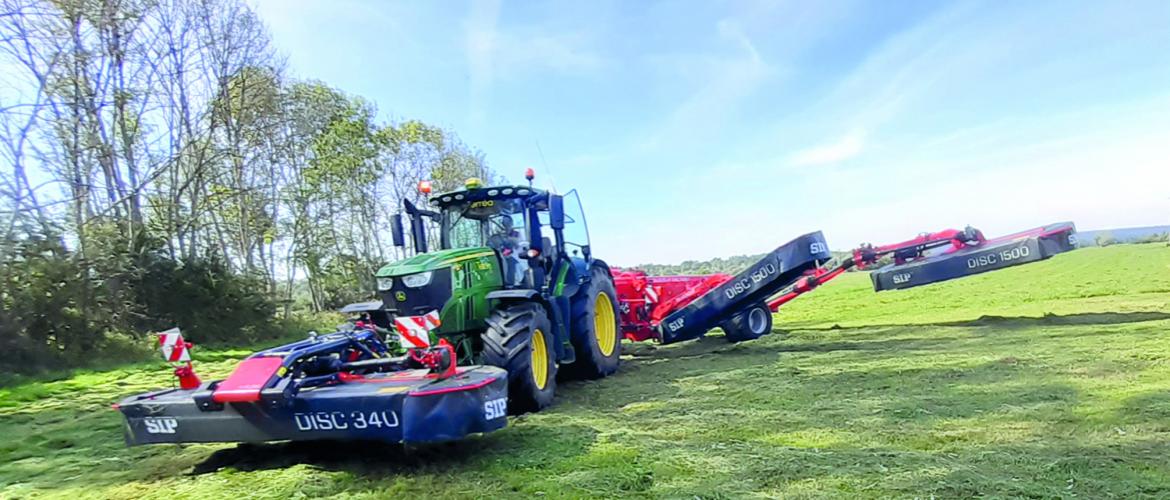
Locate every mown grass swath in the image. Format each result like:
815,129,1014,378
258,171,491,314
2,243,1169,498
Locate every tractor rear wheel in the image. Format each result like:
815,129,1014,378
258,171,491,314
720,302,772,342
565,266,622,379
481,302,557,413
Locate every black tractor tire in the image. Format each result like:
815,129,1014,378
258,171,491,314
564,266,623,380
481,302,557,413
720,302,773,343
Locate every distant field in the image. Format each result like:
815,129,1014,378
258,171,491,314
2,243,1169,498
1077,226,1170,246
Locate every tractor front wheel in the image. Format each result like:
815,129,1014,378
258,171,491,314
481,302,557,413
720,302,772,342
565,266,622,379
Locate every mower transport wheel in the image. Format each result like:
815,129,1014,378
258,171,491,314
720,302,772,343
565,266,622,379
482,302,557,413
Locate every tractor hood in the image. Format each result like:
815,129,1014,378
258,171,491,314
375,247,496,277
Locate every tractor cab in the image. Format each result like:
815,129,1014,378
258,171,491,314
435,180,595,289
434,181,547,288
384,175,592,295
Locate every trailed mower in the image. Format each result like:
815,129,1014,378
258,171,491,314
116,170,1077,446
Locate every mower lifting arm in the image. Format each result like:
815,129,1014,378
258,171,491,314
766,227,986,310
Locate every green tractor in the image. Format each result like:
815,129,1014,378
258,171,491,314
376,175,620,413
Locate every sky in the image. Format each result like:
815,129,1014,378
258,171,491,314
253,0,1170,266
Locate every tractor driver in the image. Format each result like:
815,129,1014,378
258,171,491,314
487,214,528,286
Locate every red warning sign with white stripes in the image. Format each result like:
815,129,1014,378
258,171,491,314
644,285,659,304
157,327,190,362
394,310,441,348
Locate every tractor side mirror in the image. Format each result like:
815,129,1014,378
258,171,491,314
390,213,405,247
549,194,565,230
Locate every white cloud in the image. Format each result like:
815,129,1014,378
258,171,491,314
463,2,604,124
763,4,979,169
635,19,775,152
606,132,1169,265
491,33,604,75
464,0,502,125
816,127,1170,249
789,130,867,166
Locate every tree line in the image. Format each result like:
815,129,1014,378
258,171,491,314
0,0,494,371
630,251,857,277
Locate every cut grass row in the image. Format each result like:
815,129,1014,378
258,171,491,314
1,243,1168,498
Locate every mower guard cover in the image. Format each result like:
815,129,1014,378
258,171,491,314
117,365,508,446
870,222,1077,291
657,231,832,344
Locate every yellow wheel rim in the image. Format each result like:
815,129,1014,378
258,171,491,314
531,328,549,389
594,293,617,356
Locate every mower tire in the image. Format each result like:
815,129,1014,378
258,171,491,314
720,302,772,343
565,266,622,379
482,302,557,413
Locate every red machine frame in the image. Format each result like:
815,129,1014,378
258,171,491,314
611,223,1074,343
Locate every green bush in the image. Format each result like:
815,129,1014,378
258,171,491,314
0,233,92,369
0,230,278,373
133,255,276,345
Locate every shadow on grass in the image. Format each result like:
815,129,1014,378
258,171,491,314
554,344,1135,496
6,312,1168,496
1117,391,1170,427
191,438,486,475
171,313,1159,489
39,353,1082,495
191,440,479,475
569,329,1069,422
891,438,1170,498
785,311,1170,332
743,438,1170,498
188,422,599,478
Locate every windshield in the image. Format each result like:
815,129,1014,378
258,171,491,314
442,197,527,249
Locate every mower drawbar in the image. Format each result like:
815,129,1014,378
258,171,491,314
117,365,508,446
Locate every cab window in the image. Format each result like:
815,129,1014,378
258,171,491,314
441,197,529,252
561,190,590,257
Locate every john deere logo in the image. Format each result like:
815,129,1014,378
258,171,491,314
395,291,406,302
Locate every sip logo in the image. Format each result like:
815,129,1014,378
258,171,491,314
892,273,912,284
484,398,507,420
666,317,685,332
143,417,178,434
809,241,828,255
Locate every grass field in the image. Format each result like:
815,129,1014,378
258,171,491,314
2,243,1169,499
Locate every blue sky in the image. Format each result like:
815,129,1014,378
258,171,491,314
255,0,1170,265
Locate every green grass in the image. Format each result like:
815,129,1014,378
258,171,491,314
2,243,1169,499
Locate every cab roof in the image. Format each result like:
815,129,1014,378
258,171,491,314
428,184,548,210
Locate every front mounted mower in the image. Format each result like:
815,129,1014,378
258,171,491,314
117,325,508,446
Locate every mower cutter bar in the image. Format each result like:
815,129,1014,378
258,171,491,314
869,221,1076,291
762,221,1077,310
117,366,507,446
117,326,510,446
656,231,832,344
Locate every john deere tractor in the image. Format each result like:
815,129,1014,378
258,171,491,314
376,175,620,413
